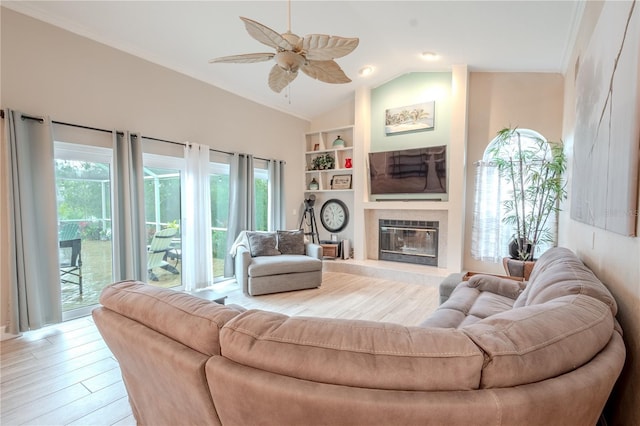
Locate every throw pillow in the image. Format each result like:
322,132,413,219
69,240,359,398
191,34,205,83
277,230,305,255
246,232,280,257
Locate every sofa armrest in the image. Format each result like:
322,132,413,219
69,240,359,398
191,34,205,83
97,280,244,356
466,274,526,300
306,243,323,260
235,246,251,294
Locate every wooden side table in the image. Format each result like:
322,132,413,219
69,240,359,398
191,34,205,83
320,243,339,259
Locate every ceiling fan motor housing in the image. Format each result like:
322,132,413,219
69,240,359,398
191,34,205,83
276,51,305,72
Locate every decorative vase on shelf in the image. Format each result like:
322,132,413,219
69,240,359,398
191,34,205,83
344,158,352,169
308,178,319,190
332,136,345,148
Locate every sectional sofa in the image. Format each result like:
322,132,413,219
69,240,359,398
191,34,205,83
93,247,625,425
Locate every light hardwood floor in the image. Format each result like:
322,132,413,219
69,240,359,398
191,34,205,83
1,271,440,426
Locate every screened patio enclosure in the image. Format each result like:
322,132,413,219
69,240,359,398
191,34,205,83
55,161,229,313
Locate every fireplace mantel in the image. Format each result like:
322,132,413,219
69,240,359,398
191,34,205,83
362,201,450,210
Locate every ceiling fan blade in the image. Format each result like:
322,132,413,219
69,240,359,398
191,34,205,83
303,35,359,60
268,64,298,93
240,17,293,51
301,60,352,84
208,53,275,64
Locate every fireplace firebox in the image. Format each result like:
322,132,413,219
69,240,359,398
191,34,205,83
378,219,438,266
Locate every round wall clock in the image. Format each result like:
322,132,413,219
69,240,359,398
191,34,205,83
320,198,349,233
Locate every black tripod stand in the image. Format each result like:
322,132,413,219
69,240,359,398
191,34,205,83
299,196,319,243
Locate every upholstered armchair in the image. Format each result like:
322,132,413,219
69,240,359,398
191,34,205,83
233,230,323,296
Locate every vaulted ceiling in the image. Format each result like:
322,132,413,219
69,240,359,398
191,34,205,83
3,1,583,120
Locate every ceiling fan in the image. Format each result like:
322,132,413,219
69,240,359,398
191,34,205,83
209,2,359,93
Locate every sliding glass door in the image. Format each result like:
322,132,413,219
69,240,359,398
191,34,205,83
55,143,114,317
143,154,184,289
53,136,275,314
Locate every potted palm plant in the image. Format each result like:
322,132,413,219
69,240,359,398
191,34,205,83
488,127,567,264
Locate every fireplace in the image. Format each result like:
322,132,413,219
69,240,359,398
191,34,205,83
378,219,438,266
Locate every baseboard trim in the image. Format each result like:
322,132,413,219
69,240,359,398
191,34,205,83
0,325,20,341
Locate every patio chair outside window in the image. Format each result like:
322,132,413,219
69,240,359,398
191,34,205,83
59,223,83,294
148,227,180,281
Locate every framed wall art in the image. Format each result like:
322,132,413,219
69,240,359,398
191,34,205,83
571,1,639,236
331,174,352,190
385,101,435,135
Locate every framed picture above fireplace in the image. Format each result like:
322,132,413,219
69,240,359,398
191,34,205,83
368,145,447,196
385,101,435,135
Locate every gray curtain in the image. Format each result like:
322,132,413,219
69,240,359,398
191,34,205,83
224,153,254,277
268,159,286,231
112,131,147,281
5,109,61,333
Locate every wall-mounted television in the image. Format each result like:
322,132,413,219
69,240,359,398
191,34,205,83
368,145,447,195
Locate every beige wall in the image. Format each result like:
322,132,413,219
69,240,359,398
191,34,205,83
560,1,640,423
0,9,309,152
464,72,565,275
0,8,309,330
309,98,355,133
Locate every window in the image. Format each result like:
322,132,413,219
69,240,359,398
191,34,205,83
471,129,557,262
210,161,230,280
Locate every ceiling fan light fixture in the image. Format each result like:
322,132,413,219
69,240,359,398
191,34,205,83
275,51,305,72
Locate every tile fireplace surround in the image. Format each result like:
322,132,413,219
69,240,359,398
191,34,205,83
364,209,448,268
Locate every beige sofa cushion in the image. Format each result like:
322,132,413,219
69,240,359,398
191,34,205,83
421,279,518,329
464,294,614,388
424,247,617,389
220,309,484,391
100,280,244,356
514,247,617,315
467,274,526,298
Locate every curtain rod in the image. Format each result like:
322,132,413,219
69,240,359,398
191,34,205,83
54,120,125,136
0,112,275,162
139,134,272,162
0,110,45,123
53,119,276,161
0,111,124,135
143,135,233,157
